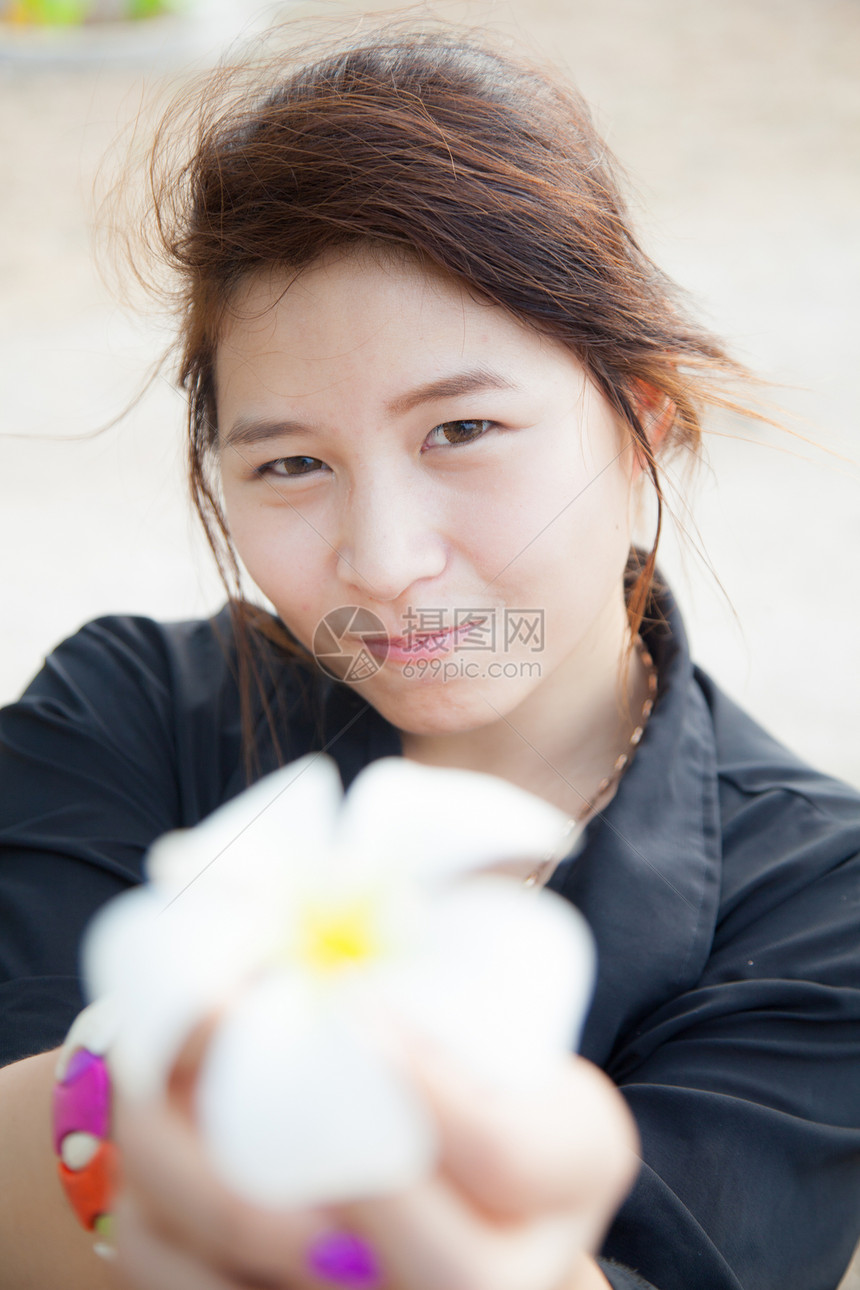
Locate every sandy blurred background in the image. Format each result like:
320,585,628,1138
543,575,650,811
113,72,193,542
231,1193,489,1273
0,0,858,1283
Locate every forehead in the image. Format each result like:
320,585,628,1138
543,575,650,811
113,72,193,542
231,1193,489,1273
213,248,582,406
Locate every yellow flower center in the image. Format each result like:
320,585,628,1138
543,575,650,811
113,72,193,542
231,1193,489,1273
298,900,380,973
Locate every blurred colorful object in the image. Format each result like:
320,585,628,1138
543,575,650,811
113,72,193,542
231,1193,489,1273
2,0,171,24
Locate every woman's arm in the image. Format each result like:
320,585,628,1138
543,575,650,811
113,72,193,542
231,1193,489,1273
0,1049,117,1290
0,1042,620,1290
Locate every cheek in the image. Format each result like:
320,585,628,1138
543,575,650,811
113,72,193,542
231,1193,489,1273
446,457,561,569
495,454,630,568
490,457,632,629
222,499,331,620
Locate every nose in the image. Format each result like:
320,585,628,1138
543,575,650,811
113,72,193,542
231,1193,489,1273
334,472,447,603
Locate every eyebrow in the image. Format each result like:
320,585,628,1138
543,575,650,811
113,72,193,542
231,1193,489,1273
221,366,519,453
385,366,518,417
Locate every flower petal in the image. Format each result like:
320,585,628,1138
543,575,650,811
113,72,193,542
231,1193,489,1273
374,877,596,1091
82,885,282,1100
196,973,438,1208
335,758,581,885
146,755,344,902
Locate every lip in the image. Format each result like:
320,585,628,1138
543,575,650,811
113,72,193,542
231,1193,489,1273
359,618,486,662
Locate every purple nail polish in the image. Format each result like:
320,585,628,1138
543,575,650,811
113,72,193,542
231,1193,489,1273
307,1230,383,1289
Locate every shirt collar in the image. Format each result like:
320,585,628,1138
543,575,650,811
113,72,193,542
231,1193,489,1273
548,581,723,1065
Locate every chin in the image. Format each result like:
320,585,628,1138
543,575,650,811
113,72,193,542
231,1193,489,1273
362,674,529,737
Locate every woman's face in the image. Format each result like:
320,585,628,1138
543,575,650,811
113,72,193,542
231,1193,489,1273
216,250,640,738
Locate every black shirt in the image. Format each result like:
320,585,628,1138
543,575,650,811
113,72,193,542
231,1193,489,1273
1,584,858,1290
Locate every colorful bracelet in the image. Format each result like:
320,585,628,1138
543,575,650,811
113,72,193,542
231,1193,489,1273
52,1001,120,1259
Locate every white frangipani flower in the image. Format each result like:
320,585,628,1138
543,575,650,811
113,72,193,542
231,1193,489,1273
82,754,595,1209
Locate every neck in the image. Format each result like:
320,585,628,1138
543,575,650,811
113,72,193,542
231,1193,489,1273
400,591,649,822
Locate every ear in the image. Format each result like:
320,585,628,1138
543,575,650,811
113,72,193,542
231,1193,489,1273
628,381,674,481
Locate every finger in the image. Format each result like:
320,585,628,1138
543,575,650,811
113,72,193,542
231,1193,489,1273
336,1174,585,1290
114,1191,284,1290
116,1094,326,1285
166,1010,221,1119
403,1045,640,1221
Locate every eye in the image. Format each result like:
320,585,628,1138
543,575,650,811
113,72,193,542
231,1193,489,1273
255,456,330,479
425,419,494,449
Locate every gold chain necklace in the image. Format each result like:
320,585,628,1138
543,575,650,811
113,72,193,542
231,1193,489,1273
523,634,659,888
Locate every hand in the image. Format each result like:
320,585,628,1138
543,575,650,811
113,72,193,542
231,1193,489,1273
336,1041,639,1290
111,1031,639,1290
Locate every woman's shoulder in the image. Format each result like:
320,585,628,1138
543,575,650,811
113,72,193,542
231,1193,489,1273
696,661,859,811
693,661,860,868
620,578,860,984
642,574,860,844
8,605,239,728
686,663,860,974
1,604,325,828
10,601,320,714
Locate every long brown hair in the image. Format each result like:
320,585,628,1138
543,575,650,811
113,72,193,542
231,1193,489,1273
135,18,749,782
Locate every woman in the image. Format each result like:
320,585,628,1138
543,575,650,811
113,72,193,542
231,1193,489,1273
0,21,858,1290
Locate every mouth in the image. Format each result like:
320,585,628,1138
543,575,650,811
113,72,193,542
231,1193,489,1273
358,618,487,657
